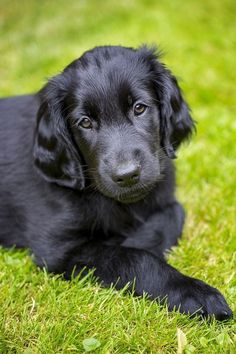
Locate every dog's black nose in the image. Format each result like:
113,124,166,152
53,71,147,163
112,163,140,187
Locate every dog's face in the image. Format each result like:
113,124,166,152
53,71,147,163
34,46,195,203
68,49,163,203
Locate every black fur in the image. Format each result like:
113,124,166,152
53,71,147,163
0,45,232,320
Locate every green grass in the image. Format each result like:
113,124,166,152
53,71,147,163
0,0,236,352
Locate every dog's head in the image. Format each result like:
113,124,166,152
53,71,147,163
34,45,195,203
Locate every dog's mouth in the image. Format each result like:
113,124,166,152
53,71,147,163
116,189,150,203
112,173,163,204
112,180,158,203
93,177,153,203
93,171,160,204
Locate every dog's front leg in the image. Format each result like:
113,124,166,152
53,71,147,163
122,201,185,257
58,241,232,321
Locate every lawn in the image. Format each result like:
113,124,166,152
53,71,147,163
0,0,236,353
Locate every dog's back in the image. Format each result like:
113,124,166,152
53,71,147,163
0,95,38,247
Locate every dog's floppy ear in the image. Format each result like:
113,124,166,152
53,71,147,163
154,62,195,159
33,72,85,189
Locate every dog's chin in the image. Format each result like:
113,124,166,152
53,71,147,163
116,191,150,204
95,180,155,204
93,171,161,203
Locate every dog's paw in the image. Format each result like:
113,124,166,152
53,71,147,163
168,277,233,321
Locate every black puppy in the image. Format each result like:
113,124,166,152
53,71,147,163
0,45,232,320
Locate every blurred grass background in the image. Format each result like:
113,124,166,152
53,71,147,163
0,0,236,353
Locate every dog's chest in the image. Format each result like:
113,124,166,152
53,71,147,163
84,197,139,238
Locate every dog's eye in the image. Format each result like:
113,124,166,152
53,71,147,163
133,103,147,116
79,117,93,129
